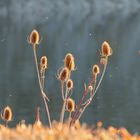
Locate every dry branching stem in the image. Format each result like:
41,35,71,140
32,45,52,129
70,77,95,126
60,86,69,123
71,57,108,125
40,70,45,90
68,112,72,127
93,57,108,95
61,81,65,101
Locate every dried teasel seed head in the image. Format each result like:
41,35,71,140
101,41,113,57
1,106,12,122
66,98,75,112
66,79,73,90
59,67,69,81
92,64,100,76
64,53,75,71
28,29,40,45
40,56,48,71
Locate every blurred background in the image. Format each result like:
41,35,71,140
0,0,140,133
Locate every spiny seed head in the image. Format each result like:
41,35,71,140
66,98,75,112
28,29,40,45
64,53,75,71
59,67,69,81
101,41,113,57
66,79,73,90
92,64,100,76
1,106,12,122
40,56,48,71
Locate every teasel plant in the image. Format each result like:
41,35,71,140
27,29,52,129
66,98,75,127
57,53,75,124
1,106,13,127
70,41,113,126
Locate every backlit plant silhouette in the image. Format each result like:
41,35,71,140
70,41,113,126
27,30,52,128
2,29,140,140
26,29,112,128
1,106,13,127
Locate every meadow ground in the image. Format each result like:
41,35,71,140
0,121,140,140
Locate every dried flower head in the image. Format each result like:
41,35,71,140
1,106,12,122
40,56,48,71
59,67,69,81
101,41,113,57
92,64,100,76
28,29,41,45
64,53,75,71
66,79,73,90
66,98,75,112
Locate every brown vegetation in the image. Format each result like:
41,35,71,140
0,122,140,140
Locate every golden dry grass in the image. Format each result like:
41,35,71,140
0,121,140,140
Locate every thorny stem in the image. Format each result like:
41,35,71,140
5,121,8,127
60,100,66,123
68,71,71,79
61,81,64,101
40,70,45,90
33,47,49,101
33,46,44,94
67,89,72,98
68,112,72,127
75,57,108,122
33,45,52,129
40,72,43,89
60,86,69,123
70,57,108,126
70,77,95,126
91,57,108,98
43,97,52,129
93,79,97,92
42,72,45,90
40,72,43,87
77,99,91,121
